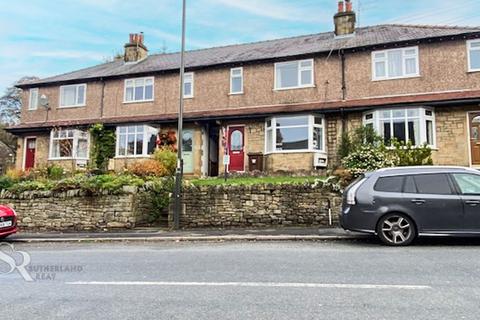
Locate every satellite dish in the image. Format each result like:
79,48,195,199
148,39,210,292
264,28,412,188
39,94,49,109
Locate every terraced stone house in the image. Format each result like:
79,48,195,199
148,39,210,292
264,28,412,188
8,0,480,176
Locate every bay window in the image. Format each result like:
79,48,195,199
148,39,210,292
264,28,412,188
50,129,89,159
116,125,159,157
124,77,154,103
364,107,435,147
274,59,314,90
265,115,324,153
372,46,419,80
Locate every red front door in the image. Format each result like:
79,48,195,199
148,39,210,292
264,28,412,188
228,126,245,172
24,138,36,170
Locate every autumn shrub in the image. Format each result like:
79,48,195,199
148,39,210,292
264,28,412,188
153,146,177,175
5,168,27,181
128,160,167,178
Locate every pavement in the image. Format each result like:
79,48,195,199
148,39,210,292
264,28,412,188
2,240,480,319
7,227,370,243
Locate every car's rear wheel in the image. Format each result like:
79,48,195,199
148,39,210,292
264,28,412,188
377,213,416,246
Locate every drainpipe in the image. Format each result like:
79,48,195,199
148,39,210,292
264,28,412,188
100,77,105,118
340,49,347,101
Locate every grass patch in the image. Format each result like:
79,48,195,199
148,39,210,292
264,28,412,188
189,176,324,186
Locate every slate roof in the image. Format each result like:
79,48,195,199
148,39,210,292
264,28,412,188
20,24,480,88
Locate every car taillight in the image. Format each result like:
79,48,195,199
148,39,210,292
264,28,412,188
346,178,366,205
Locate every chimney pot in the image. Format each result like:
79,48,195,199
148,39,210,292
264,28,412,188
338,1,344,13
346,0,353,12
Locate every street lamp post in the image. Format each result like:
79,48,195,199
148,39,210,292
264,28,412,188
173,0,187,230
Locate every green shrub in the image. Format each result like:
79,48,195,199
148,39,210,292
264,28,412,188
0,176,14,191
390,140,433,166
8,179,55,193
47,165,65,180
341,144,396,177
153,147,177,175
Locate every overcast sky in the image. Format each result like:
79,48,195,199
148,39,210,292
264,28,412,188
0,0,479,93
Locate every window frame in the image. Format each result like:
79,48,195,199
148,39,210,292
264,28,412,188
264,114,325,154
371,46,420,81
29,88,39,111
59,84,87,108
363,107,436,148
467,39,480,73
274,59,315,90
49,128,90,160
183,72,194,99
115,124,159,158
123,77,155,103
230,67,244,95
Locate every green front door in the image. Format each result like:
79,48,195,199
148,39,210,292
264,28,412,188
182,129,194,174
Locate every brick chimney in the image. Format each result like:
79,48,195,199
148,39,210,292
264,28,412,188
124,33,148,63
334,0,356,37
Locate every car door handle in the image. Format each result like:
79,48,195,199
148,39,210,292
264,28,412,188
465,200,480,206
411,199,426,205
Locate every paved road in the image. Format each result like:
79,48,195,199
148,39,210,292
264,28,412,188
1,238,480,319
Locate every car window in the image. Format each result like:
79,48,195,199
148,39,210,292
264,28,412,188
413,174,454,195
403,176,417,193
374,176,404,192
452,173,480,195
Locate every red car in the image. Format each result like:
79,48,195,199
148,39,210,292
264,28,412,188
0,205,17,239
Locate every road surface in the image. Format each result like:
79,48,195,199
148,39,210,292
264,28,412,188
1,238,480,319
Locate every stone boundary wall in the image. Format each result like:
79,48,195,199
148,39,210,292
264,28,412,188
174,184,342,228
0,188,153,231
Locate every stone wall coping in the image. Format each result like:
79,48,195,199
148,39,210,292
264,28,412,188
0,185,141,200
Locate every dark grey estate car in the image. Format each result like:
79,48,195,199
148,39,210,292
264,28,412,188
340,166,480,246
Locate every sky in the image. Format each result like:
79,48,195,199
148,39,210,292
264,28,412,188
0,0,479,93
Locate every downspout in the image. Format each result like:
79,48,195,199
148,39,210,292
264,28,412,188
340,50,347,136
100,77,105,118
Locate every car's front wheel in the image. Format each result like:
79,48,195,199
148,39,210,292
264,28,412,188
377,213,416,246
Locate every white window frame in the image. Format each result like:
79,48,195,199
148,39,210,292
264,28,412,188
372,46,420,81
49,129,90,160
264,114,325,154
183,72,194,98
123,77,155,103
115,124,159,158
59,84,87,108
28,88,39,110
274,59,315,90
230,67,243,95
467,39,480,72
363,107,436,148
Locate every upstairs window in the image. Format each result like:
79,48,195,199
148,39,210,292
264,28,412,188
60,84,86,107
124,77,154,103
265,114,324,153
363,107,435,147
183,72,194,98
275,59,314,90
230,67,243,94
372,46,419,80
29,88,38,110
50,129,89,159
116,125,158,157
468,40,480,72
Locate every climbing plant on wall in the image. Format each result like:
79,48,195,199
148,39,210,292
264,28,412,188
89,124,116,172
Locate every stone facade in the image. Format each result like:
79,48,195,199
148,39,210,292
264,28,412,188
0,188,154,231
174,184,342,228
